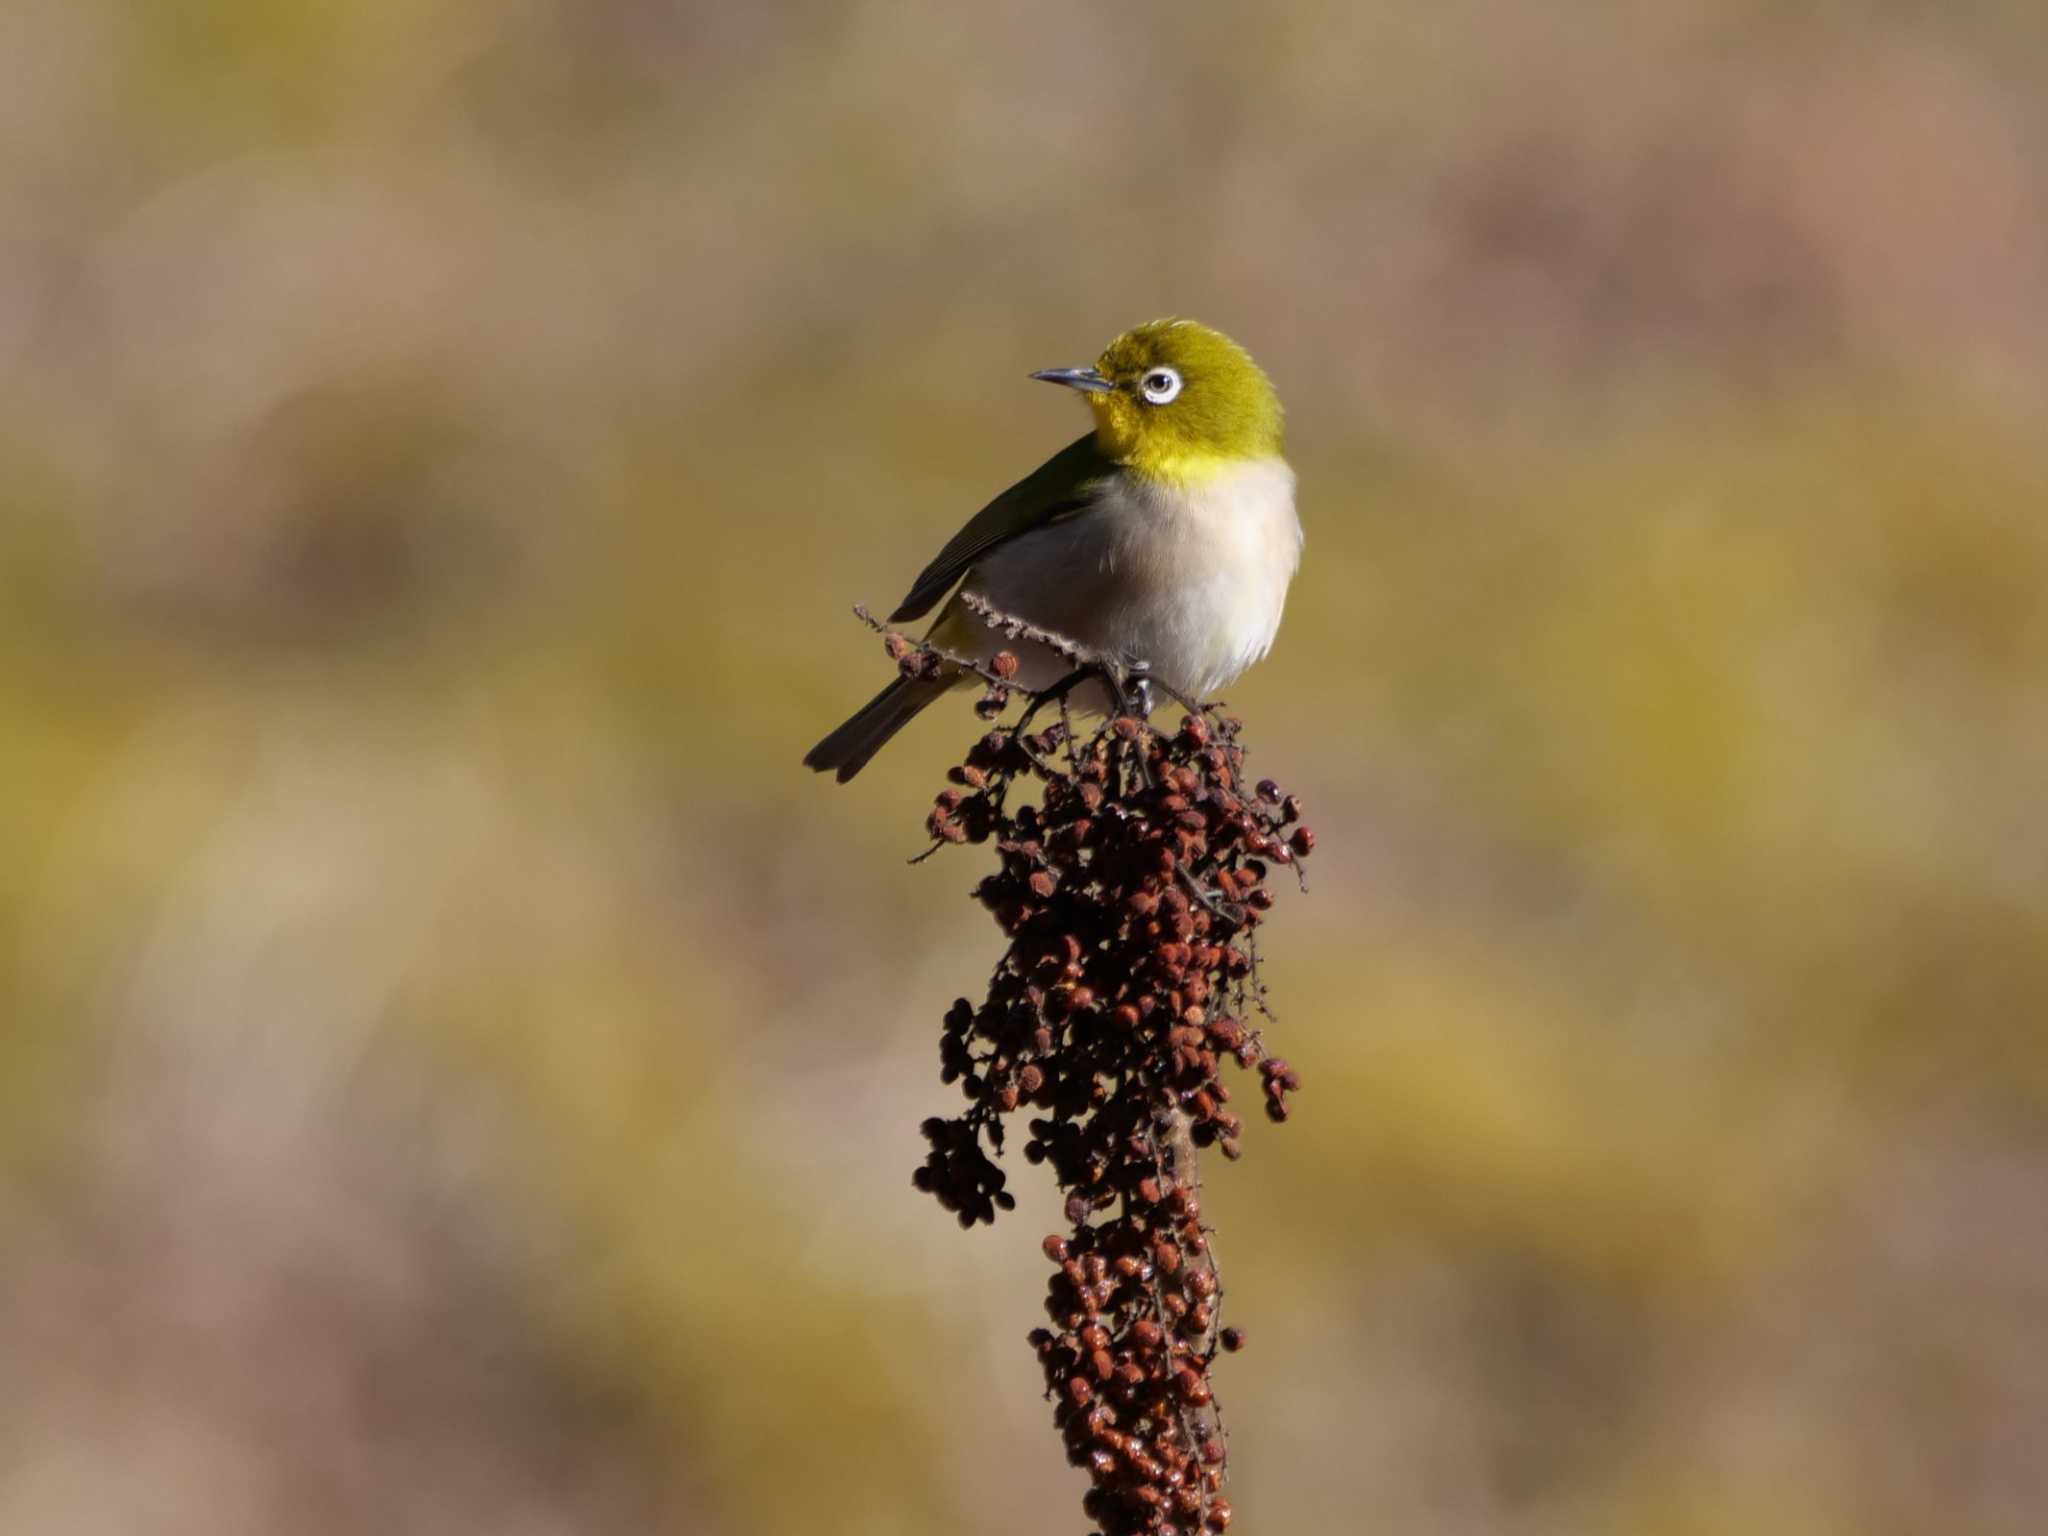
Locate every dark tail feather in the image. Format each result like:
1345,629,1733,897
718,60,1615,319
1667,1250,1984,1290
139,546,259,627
803,675,951,782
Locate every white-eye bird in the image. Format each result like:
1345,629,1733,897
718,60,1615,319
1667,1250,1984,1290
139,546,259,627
805,319,1301,782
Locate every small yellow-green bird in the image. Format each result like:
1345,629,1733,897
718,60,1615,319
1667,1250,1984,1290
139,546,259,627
805,319,1300,782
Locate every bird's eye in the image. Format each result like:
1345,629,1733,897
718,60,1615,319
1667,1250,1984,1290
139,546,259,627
1140,367,1183,405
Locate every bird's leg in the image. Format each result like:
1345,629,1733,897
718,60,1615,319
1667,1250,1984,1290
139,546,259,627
1120,657,1157,719
1118,655,1208,721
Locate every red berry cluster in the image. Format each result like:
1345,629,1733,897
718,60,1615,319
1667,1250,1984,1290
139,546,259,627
904,644,1309,1536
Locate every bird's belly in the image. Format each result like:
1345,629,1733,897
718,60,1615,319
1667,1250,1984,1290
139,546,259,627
958,457,1300,701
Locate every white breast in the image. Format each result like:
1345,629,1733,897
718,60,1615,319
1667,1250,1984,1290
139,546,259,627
963,456,1301,699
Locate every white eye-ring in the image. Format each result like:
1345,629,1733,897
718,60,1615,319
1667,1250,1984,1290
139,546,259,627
1139,367,1183,405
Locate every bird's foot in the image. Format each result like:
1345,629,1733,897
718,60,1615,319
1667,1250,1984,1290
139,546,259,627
1120,658,1157,719
1117,657,1204,720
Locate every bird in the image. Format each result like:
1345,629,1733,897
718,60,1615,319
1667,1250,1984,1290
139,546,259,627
804,319,1301,782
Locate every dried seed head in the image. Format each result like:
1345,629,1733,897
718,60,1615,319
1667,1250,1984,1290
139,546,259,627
896,662,1309,1535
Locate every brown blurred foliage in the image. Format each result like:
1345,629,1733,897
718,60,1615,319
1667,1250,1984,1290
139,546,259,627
2,2,2045,1533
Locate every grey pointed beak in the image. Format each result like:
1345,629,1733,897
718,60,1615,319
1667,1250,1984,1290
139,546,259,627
1030,366,1116,394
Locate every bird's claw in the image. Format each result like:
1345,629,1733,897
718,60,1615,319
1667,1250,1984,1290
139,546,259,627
1121,657,1156,718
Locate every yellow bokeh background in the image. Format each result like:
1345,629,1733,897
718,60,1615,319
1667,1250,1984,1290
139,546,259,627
3,3,2045,1533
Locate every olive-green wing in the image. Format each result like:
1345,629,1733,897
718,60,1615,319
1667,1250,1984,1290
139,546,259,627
888,433,1112,623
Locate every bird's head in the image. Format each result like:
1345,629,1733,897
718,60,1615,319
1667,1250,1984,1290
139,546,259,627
1032,319,1284,484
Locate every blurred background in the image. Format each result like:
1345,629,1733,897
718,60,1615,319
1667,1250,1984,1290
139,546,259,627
3,2,2046,1532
